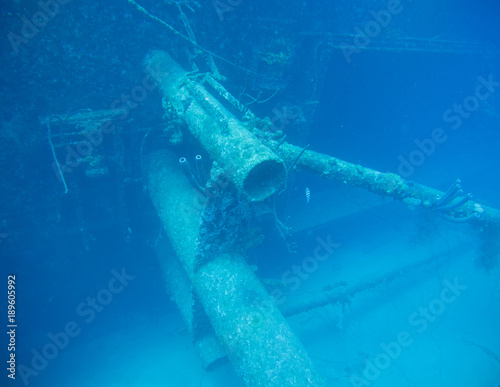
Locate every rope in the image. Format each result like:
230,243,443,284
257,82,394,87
127,0,258,75
47,115,69,194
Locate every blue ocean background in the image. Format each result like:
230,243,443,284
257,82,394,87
1,0,500,386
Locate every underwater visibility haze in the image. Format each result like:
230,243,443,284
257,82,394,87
1,0,500,386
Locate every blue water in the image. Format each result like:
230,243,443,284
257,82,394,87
1,0,499,386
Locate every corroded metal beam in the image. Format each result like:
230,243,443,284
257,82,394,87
270,140,500,225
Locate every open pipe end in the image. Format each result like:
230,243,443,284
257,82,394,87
243,159,287,201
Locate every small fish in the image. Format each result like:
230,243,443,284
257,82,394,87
305,187,310,204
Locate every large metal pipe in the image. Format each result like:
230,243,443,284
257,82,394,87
144,50,287,202
147,151,224,367
146,150,325,386
195,254,324,386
